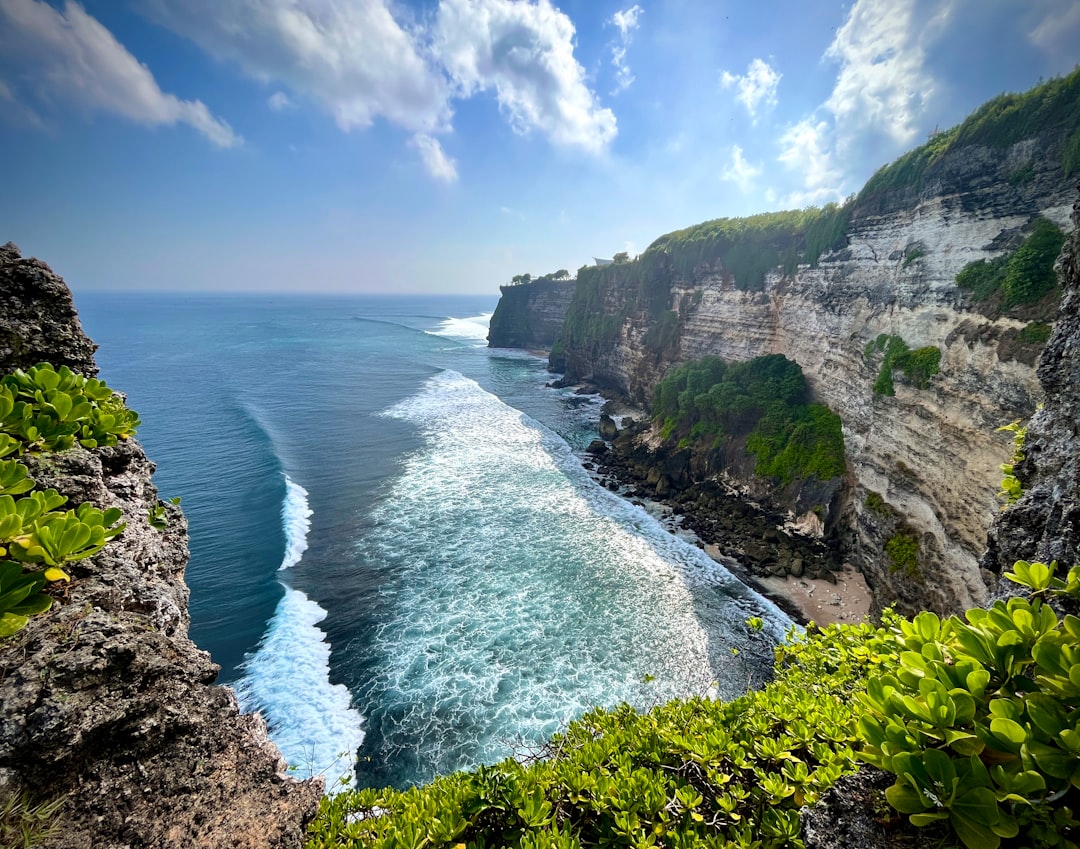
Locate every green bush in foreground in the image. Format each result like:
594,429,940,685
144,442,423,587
309,619,897,849
860,561,1080,849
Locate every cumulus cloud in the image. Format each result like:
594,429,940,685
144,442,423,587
775,0,956,205
268,91,294,112
410,133,459,183
609,4,643,94
777,119,844,206
435,0,616,153
719,145,762,193
720,58,781,123
823,0,950,149
0,0,239,146
141,0,615,177
142,0,450,134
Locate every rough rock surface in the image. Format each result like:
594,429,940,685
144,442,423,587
0,249,322,847
543,133,1076,616
800,768,945,849
0,242,98,376
487,277,576,349
982,188,1080,574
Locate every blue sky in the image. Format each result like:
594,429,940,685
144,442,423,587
0,0,1077,293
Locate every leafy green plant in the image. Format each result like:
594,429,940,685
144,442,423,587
309,619,896,849
652,354,845,484
868,335,941,395
996,420,1027,507
148,497,181,531
1019,322,1053,345
8,503,125,568
955,219,1065,310
885,533,920,577
0,560,63,638
0,364,140,452
859,561,1080,849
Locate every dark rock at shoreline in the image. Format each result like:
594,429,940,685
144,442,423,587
590,419,841,586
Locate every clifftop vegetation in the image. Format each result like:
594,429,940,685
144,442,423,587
856,69,1080,213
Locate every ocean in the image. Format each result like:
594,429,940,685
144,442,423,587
75,293,792,791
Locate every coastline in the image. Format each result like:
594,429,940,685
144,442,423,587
561,386,872,627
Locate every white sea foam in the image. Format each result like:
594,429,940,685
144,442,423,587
238,475,364,791
279,475,313,571
428,313,491,345
357,370,792,781
236,588,365,791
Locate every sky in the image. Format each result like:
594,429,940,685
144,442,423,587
0,0,1078,294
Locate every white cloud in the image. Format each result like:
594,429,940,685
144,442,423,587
719,145,762,193
774,0,956,206
434,0,616,153
0,0,239,146
142,0,450,134
823,0,950,149
410,133,459,183
609,4,643,94
268,91,294,112
720,58,781,123
777,119,844,206
1027,0,1080,65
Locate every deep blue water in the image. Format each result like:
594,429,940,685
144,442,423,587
76,293,791,790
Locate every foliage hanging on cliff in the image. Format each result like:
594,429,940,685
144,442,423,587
0,364,137,636
955,218,1066,313
652,354,846,484
866,334,941,396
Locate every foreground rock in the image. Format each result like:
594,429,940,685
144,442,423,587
0,244,321,848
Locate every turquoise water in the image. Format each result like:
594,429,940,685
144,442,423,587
77,293,791,790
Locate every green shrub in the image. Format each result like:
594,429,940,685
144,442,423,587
956,257,1009,301
865,491,894,517
652,354,845,483
860,561,1080,849
955,219,1065,309
0,364,138,637
1019,322,1052,345
996,419,1027,507
308,618,896,849
1001,219,1066,308
1064,127,1080,177
869,335,940,395
885,533,920,577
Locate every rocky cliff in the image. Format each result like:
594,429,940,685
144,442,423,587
0,243,321,848
487,277,576,349
523,75,1080,617
982,188,1080,575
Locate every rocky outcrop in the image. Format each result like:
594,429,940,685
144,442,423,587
982,189,1080,574
487,277,576,349
532,119,1077,616
0,242,98,376
0,245,321,848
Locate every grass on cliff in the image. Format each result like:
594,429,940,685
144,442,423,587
955,217,1067,311
857,69,1080,211
651,354,846,484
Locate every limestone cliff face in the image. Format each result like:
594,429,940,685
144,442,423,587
0,244,321,848
487,277,576,349
548,129,1077,616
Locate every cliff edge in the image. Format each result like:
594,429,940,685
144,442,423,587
0,242,321,848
